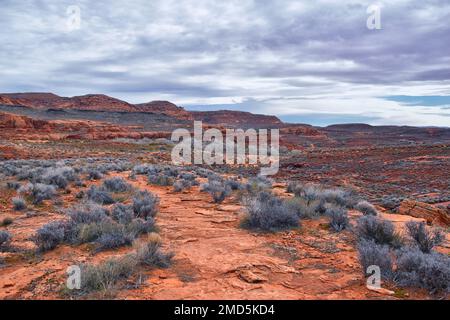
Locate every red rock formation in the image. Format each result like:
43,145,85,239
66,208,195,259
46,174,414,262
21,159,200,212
398,199,450,226
191,110,282,127
135,101,193,120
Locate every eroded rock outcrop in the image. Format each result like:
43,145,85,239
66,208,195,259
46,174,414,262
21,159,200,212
398,199,450,226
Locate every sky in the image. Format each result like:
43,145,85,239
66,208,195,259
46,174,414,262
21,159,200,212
0,0,449,126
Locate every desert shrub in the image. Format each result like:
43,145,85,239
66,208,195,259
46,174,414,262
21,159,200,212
125,218,156,237
326,205,349,232
80,255,136,293
172,180,186,192
241,191,299,232
357,216,404,248
132,164,156,175
292,184,360,209
178,172,196,181
41,166,77,189
95,223,134,251
202,180,231,203
355,200,378,216
0,230,12,247
287,197,327,219
12,197,26,211
6,181,21,190
395,247,449,294
357,240,393,280
86,186,115,205
405,221,444,253
132,190,159,220
111,204,134,224
148,173,174,186
87,169,103,180
68,203,109,224
134,236,174,268
380,195,403,212
102,177,131,193
33,221,67,251
18,183,57,204
0,217,13,227
225,179,242,191
243,176,272,196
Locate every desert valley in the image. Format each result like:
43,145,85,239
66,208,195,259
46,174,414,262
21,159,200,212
0,92,448,300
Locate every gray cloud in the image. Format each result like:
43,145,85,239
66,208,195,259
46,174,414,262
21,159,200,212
0,0,449,125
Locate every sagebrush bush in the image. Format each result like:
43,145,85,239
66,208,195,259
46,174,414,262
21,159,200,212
134,236,174,268
241,191,299,232
202,180,231,203
41,166,77,189
0,230,12,247
33,221,67,251
12,197,26,211
68,203,109,224
6,181,21,190
87,169,103,180
132,190,159,220
102,177,131,193
87,186,115,205
326,205,349,232
148,173,174,186
405,221,444,253
80,255,136,293
111,204,134,224
357,215,404,248
225,179,242,191
395,247,449,294
19,183,57,204
357,240,393,280
355,200,378,216
287,197,327,219
95,224,134,251
0,217,13,227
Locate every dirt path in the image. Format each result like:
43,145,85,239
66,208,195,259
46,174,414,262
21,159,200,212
119,177,376,300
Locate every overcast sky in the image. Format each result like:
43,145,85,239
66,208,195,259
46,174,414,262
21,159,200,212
1,0,449,126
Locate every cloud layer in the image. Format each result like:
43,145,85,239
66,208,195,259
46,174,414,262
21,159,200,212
1,0,449,126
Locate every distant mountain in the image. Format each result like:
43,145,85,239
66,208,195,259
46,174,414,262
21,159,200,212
191,110,282,128
0,92,283,126
135,100,193,120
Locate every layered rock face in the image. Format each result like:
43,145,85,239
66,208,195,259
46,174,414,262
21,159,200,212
398,199,450,226
191,110,282,127
135,101,193,120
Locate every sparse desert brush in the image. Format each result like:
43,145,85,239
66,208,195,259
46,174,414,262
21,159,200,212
132,190,160,220
225,179,242,191
94,221,134,251
87,169,103,180
68,202,109,224
380,195,404,212
148,173,175,186
326,205,349,232
18,183,57,205
395,246,449,294
405,221,444,253
80,255,136,293
12,196,26,211
357,240,393,280
287,197,327,219
243,175,272,196
355,200,378,216
102,177,132,193
6,181,21,190
41,166,77,189
134,237,174,268
357,215,404,248
291,183,360,209
33,221,67,251
86,185,115,205
241,191,299,232
0,230,12,247
132,164,156,175
111,203,134,224
0,217,13,227
202,180,231,203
